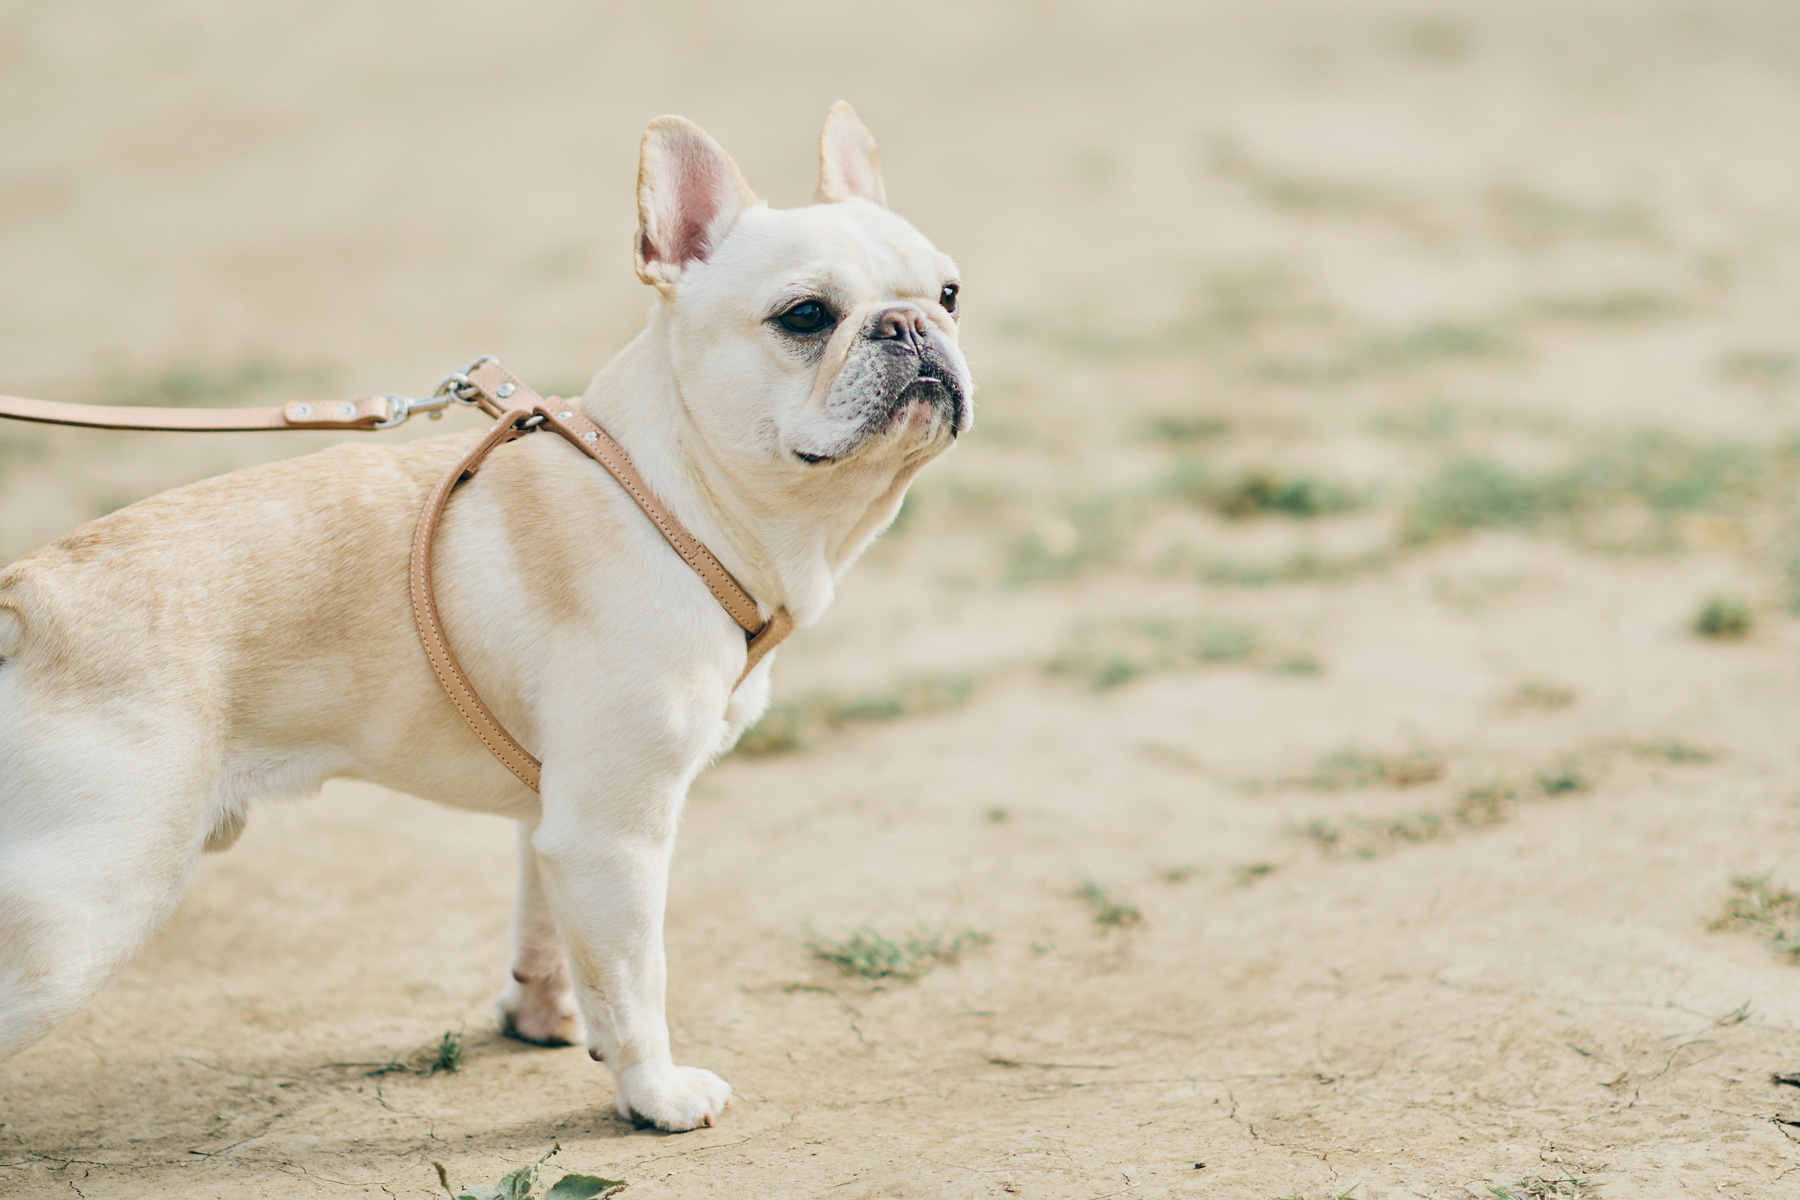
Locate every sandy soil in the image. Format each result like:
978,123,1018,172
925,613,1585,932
5,2,1800,1196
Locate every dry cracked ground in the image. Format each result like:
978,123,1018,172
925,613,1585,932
4,2,1800,1197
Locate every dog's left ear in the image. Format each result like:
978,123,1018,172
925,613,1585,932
814,101,886,207
635,116,760,292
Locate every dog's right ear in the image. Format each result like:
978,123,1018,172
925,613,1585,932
635,116,759,293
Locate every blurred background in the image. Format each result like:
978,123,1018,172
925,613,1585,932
6,3,1800,1198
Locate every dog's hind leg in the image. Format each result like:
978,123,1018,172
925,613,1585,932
494,820,583,1046
0,709,210,1062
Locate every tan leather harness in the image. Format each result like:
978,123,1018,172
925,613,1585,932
0,357,792,791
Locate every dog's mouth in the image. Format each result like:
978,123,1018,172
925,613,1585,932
794,374,964,466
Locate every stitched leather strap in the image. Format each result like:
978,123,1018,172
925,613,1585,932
411,363,792,792
0,392,396,431
409,411,545,790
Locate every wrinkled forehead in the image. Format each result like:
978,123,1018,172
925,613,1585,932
690,201,957,316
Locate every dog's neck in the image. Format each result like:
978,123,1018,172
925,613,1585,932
578,308,920,630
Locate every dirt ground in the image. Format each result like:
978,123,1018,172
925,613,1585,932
5,2,1800,1196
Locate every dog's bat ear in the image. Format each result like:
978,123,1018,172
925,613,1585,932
635,116,759,292
815,101,886,207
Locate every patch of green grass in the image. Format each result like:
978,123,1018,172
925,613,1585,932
1405,434,1770,544
1507,679,1577,710
1142,414,1231,443
1405,457,1546,541
1486,1173,1595,1199
1713,873,1800,959
1048,614,1257,690
807,925,992,981
733,672,977,757
1296,748,1445,790
1524,289,1680,325
434,1144,623,1200
1719,347,1799,392
1694,594,1753,639
1486,181,1658,249
1198,549,1390,588
1304,768,1588,858
1076,878,1143,930
362,1029,466,1077
1163,463,1357,519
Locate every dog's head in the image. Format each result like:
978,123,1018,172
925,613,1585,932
631,104,971,560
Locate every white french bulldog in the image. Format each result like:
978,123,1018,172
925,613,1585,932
0,103,971,1131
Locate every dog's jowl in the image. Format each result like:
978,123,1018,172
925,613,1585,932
0,103,971,1132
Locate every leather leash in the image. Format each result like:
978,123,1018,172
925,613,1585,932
0,357,792,792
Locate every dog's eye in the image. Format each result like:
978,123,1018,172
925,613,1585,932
777,300,834,334
940,284,959,315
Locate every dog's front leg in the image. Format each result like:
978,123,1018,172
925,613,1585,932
532,761,729,1132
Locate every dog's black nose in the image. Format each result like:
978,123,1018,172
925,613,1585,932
869,305,928,349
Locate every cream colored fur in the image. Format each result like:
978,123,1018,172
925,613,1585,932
0,104,969,1133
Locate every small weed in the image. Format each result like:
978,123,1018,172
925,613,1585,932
1694,594,1753,639
1486,1174,1595,1200
1534,761,1590,795
1234,862,1278,886
1713,873,1800,959
434,1030,464,1073
1715,1000,1753,1026
1507,679,1577,710
1625,737,1714,764
1298,748,1445,790
807,925,992,981
1162,864,1200,884
433,1144,623,1200
985,806,1012,823
1076,878,1143,930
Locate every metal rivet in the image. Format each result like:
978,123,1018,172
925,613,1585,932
558,410,573,420
496,382,516,399
293,403,312,418
338,403,356,419
583,430,599,444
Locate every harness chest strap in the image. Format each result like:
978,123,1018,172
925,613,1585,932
409,361,792,792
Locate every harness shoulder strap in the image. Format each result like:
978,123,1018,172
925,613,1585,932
410,362,793,792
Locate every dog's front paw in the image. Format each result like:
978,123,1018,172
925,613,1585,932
612,1062,732,1131
494,974,584,1047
